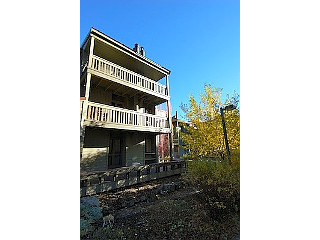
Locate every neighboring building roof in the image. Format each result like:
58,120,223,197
172,118,192,133
172,116,191,125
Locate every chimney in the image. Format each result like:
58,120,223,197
140,46,145,57
133,43,139,53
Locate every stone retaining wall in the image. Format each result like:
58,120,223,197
80,160,187,197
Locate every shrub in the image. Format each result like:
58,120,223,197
80,196,103,238
187,152,240,221
182,153,193,160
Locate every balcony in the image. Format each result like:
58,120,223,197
82,101,171,133
86,55,169,100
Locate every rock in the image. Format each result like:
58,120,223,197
173,182,182,190
140,196,147,202
132,162,142,166
162,183,174,192
149,194,156,202
155,186,162,193
102,206,111,215
102,214,114,227
127,199,135,207
162,182,181,192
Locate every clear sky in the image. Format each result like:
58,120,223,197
80,0,239,117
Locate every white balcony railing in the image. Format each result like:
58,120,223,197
84,101,170,132
89,55,168,98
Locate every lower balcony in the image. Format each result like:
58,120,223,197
82,101,171,133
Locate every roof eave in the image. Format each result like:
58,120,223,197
89,27,171,76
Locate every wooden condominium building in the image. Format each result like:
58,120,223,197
80,28,173,174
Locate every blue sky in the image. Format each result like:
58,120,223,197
80,0,239,117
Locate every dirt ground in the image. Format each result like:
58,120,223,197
90,176,239,240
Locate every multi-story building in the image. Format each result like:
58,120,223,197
172,115,190,159
80,28,173,174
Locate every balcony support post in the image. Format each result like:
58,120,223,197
156,134,159,162
81,36,95,160
88,36,95,68
80,73,92,160
165,74,174,161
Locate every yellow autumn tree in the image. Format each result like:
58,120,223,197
180,84,239,160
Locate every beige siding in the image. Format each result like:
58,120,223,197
125,132,145,166
89,85,112,105
81,147,108,172
81,128,110,172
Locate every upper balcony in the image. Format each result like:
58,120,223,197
81,28,170,80
84,55,169,102
82,101,171,134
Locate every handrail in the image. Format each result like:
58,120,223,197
85,101,170,130
89,55,168,97
87,101,164,118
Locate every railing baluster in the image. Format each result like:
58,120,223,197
89,106,93,119
102,108,106,121
90,106,94,120
95,59,98,70
86,105,90,119
107,109,111,122
116,111,119,123
99,107,102,121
